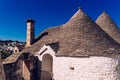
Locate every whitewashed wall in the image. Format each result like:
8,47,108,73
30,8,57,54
36,45,120,80
53,56,120,80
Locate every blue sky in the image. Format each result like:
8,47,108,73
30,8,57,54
0,0,120,41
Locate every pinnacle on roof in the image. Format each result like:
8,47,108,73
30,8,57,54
78,6,82,9
96,11,120,44
68,8,89,23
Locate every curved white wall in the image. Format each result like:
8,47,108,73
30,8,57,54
36,45,120,80
53,56,120,80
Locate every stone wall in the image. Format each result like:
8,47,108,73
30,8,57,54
53,56,120,80
3,61,23,80
3,53,38,80
0,59,5,80
24,54,38,80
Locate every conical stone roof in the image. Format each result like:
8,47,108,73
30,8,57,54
96,12,120,44
23,9,120,56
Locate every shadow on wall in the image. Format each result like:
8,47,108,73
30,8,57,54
3,59,25,80
23,53,40,80
37,60,42,80
37,56,53,80
40,54,53,80
31,56,41,80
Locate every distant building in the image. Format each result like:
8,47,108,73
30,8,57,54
13,45,24,53
3,8,120,80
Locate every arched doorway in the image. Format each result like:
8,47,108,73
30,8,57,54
41,54,53,80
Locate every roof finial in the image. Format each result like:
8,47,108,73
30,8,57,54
103,10,106,12
102,10,108,14
78,7,82,10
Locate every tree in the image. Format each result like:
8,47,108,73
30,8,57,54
1,50,13,59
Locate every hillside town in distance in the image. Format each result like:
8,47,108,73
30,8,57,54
0,39,25,59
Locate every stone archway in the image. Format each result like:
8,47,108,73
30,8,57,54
41,54,53,80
